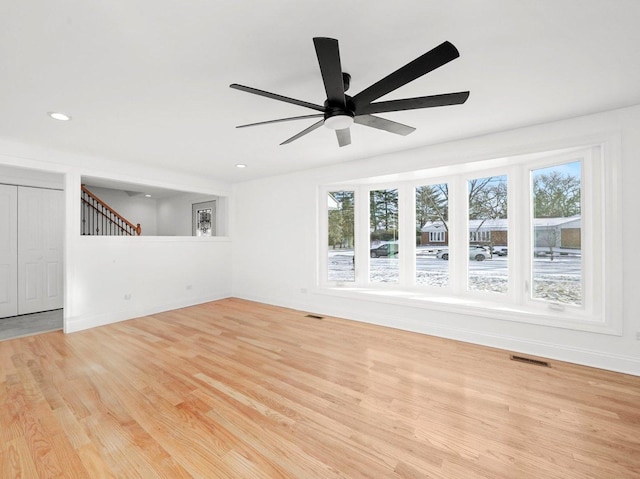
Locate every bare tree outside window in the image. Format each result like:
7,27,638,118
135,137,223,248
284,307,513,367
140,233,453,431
531,162,582,305
416,184,448,233
416,184,449,287
468,175,508,293
327,191,355,282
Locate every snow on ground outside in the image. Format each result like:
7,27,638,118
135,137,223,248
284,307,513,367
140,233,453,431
327,250,581,305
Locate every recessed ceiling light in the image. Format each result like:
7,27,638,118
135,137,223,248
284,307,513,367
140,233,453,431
236,164,247,168
47,112,71,121
144,194,152,198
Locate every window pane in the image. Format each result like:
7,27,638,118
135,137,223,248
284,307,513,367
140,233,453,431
327,191,355,282
370,189,399,283
468,175,508,293
531,161,582,305
416,183,449,287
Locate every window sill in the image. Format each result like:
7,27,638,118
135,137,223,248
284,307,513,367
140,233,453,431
314,285,619,336
78,235,231,242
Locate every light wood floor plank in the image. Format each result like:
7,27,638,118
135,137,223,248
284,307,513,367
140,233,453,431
1,436,40,479
1,298,639,478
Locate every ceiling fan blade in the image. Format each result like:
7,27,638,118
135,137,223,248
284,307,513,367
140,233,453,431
335,128,351,147
356,91,470,115
351,41,460,108
236,114,324,129
280,119,324,145
230,84,326,112
313,37,346,107
354,115,416,136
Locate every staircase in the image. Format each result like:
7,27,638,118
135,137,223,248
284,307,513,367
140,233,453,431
81,185,141,236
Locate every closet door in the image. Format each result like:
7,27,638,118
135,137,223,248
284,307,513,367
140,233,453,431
0,185,18,318
17,187,64,315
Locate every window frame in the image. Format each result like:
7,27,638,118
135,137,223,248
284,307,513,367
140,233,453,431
368,187,401,284
523,152,590,315
318,139,622,335
461,168,511,299
411,177,451,290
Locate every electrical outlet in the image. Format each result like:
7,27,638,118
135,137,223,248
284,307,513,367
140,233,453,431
186,285,192,290
124,294,131,300
636,331,640,341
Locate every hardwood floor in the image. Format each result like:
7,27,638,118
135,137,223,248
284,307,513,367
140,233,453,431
1,298,639,478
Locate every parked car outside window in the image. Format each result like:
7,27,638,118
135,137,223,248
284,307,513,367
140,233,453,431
370,243,399,258
491,246,508,256
436,245,491,261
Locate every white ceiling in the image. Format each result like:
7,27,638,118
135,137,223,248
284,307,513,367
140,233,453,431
2,1,640,183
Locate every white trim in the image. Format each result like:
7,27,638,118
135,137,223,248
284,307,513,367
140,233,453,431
64,292,230,333
77,235,231,244
314,286,619,335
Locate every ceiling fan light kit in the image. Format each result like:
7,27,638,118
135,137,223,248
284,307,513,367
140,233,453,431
323,114,354,130
231,37,469,147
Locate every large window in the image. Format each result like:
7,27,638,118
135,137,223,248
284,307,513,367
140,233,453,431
327,191,355,282
468,175,508,294
369,189,399,283
320,143,620,333
531,161,582,305
416,183,449,287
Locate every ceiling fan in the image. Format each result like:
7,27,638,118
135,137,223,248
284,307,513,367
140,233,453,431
230,37,469,147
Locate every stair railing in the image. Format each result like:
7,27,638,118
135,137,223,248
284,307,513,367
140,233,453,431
81,185,141,236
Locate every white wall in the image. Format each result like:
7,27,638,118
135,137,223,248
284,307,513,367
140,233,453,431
65,234,231,332
157,192,227,236
0,139,233,333
0,164,64,189
231,104,640,376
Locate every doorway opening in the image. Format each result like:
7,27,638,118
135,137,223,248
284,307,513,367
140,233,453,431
0,165,65,339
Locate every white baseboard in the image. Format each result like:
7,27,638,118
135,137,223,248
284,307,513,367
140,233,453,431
64,292,231,333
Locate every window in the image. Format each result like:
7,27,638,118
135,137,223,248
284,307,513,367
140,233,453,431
193,201,216,236
416,183,449,287
468,175,508,294
327,191,355,282
469,230,491,242
369,188,399,283
531,161,582,305
320,142,621,334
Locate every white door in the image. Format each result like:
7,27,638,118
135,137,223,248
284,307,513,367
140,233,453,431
17,187,64,315
0,185,18,318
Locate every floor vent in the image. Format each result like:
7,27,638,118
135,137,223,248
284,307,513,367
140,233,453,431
510,355,550,367
305,314,324,320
